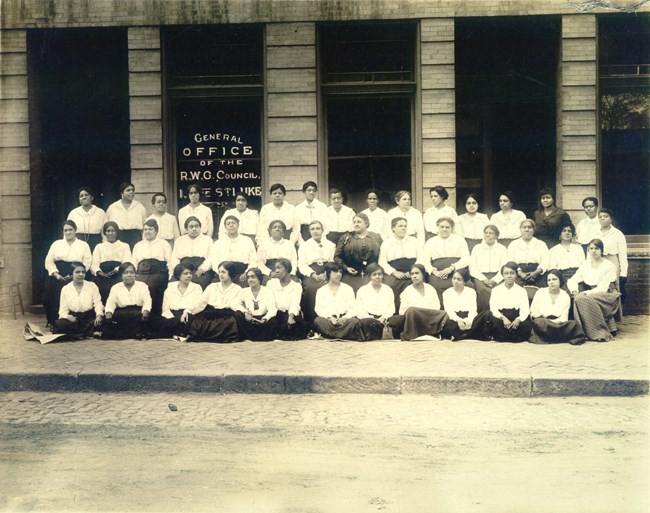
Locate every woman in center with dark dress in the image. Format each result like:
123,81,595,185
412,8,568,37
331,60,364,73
186,261,244,343
532,187,572,249
488,261,533,342
132,218,172,316
387,263,448,341
91,221,132,304
334,212,383,293
170,216,214,290
235,267,278,341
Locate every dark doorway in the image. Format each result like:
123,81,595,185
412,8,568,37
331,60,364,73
455,17,560,216
28,28,130,301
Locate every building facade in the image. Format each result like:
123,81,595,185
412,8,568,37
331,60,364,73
0,1,648,312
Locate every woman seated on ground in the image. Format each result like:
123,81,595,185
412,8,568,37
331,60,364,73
67,186,108,251
354,264,396,341
148,263,202,340
218,192,259,243
458,193,490,253
334,213,383,293
234,268,278,341
91,221,132,304
529,269,585,345
313,262,363,341
170,216,214,290
488,261,533,343
533,187,572,249
102,262,152,340
489,191,526,247
387,263,448,341
178,183,214,238
257,220,298,282
132,219,172,315
185,262,244,343
53,262,104,340
568,239,620,342
423,185,460,240
547,222,584,285
44,219,92,326
379,217,420,313
210,215,258,286
298,220,336,323
267,258,310,340
507,219,549,301
422,216,471,304
324,188,355,245
387,190,424,244
441,269,490,341
469,224,508,312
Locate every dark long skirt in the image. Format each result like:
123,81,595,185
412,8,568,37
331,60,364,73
101,305,146,340
341,273,370,293
187,306,240,342
441,311,491,341
388,307,449,341
326,231,346,245
383,257,416,313
136,259,168,316
465,238,482,253
301,275,326,323
429,257,467,305
275,311,309,340
52,310,96,339
359,318,385,341
45,261,75,325
76,233,103,252
529,318,585,345
573,290,620,342
180,256,214,290
120,229,142,251
488,310,533,342
515,263,546,303
235,312,278,341
313,316,363,341
93,260,122,304
148,309,193,339
472,272,498,313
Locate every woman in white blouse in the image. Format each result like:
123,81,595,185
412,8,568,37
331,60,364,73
295,181,329,245
489,191,526,247
149,263,203,340
568,239,621,342
379,217,421,313
171,216,214,289
53,262,104,339
257,183,298,245
91,221,132,303
458,193,490,252
178,184,214,238
210,215,258,286
360,189,391,241
186,261,244,342
488,261,533,342
313,262,363,340
441,269,490,341
67,186,107,251
145,193,180,246
218,192,259,243
132,219,172,315
387,190,424,244
267,258,309,340
234,268,278,341
387,263,449,341
421,216,471,304
547,222,584,285
44,219,92,325
106,182,148,251
507,219,549,301
597,208,628,304
257,220,298,281
355,264,396,341
102,262,152,340
529,269,585,345
469,224,508,312
423,185,460,240
324,188,355,245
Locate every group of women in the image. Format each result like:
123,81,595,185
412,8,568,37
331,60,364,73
44,181,626,344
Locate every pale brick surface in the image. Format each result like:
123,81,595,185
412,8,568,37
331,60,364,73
422,114,456,138
267,68,316,93
421,42,455,65
0,76,28,100
421,64,455,89
422,138,455,163
0,149,29,171
129,97,161,120
562,136,597,160
561,111,597,136
0,243,32,304
0,53,26,76
131,170,164,196
563,184,597,210
267,92,317,117
131,145,163,169
128,49,161,72
0,195,29,219
563,38,597,62
130,120,162,145
420,18,454,42
562,14,597,38
266,22,315,46
0,30,26,52
0,219,30,243
268,141,317,166
562,61,597,86
129,72,162,96
0,170,29,194
422,163,456,186
562,160,598,185
421,89,455,114
267,45,315,69
267,166,318,187
267,117,317,142
562,86,597,111
0,122,28,148
0,99,28,123
127,27,160,50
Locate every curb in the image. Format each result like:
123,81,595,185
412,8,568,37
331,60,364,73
0,372,647,397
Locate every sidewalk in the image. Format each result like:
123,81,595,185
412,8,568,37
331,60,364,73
0,314,648,397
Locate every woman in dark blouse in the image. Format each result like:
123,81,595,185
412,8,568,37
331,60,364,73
533,187,571,249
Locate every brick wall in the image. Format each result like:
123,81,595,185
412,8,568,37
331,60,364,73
128,27,163,211
420,19,456,210
0,29,33,305
265,23,318,205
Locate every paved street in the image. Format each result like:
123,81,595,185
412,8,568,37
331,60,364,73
1,392,648,513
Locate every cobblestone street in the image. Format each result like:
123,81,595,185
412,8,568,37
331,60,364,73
1,392,648,513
